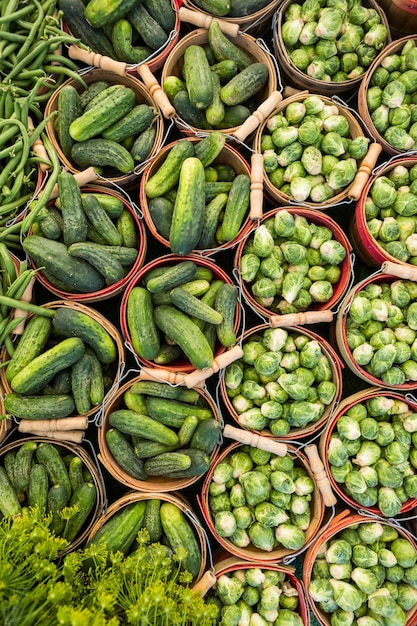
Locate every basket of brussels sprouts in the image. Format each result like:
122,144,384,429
320,388,417,518
303,510,417,626
234,206,352,323
274,0,391,95
334,266,417,390
352,156,417,268
253,92,382,208
358,34,417,156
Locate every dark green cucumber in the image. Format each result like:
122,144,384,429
166,448,211,478
57,171,88,246
105,428,147,480
208,20,253,70
47,483,70,535
143,498,162,542
183,45,214,110
87,350,105,406
39,207,64,241
71,352,92,415
111,19,151,64
59,0,116,58
131,125,156,163
147,260,197,293
153,305,214,370
78,243,137,266
57,85,83,159
213,104,251,129
229,0,272,17
192,0,230,15
178,414,199,447
146,396,213,427
14,441,38,497
6,315,52,382
126,286,160,361
133,439,178,459
36,442,72,498
83,84,123,112
79,81,111,109
211,60,238,82
63,481,97,542
81,194,123,246
71,139,135,174
205,181,233,200
127,3,168,51
190,417,222,454
172,90,213,131
154,343,183,365
130,380,184,399
108,409,179,445
169,157,206,256
145,139,195,199
197,192,228,249
0,467,21,517
218,173,250,241
27,463,48,512
81,192,124,218
52,306,117,364
4,393,76,420
144,452,192,476
68,455,84,493
215,282,238,347
160,502,201,577
205,72,225,127
194,131,226,167
10,337,85,395
87,500,146,554
163,76,185,102
148,197,174,240
151,278,210,306
143,0,175,32
169,287,223,325
3,451,17,492
23,235,105,294
68,241,125,286
220,63,269,106
102,104,155,142
45,369,72,395
117,209,137,248
84,0,137,29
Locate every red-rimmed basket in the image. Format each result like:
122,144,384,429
26,184,146,303
320,387,417,517
198,440,326,563
220,323,344,441
234,206,353,322
140,136,252,255
351,155,417,268
97,374,222,492
120,253,241,372
303,509,417,626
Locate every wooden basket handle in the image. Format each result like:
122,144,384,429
21,429,85,443
136,64,176,119
191,570,217,596
178,7,240,37
138,367,205,388
28,117,50,172
223,424,288,456
183,345,244,388
49,167,99,199
12,276,36,336
18,416,88,432
232,91,283,143
304,444,337,507
249,153,264,219
68,45,128,75
269,310,334,327
282,86,307,98
348,142,383,201
381,260,417,280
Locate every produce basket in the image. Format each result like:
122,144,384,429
140,135,253,255
273,0,391,95
0,435,105,553
25,183,146,303
303,509,417,626
351,155,417,268
44,69,165,188
198,438,327,563
320,387,417,518
86,490,208,582
334,265,417,391
253,91,382,209
97,374,222,492
234,206,353,324
358,34,417,157
379,0,417,36
194,555,310,625
181,0,281,36
0,300,125,435
120,253,241,373
220,323,343,440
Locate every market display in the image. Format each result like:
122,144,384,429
2,0,417,624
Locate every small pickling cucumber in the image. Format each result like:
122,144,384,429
108,409,179,446
102,104,155,143
146,396,213,427
111,19,151,64
81,194,123,246
183,45,214,110
14,441,38,497
0,467,21,517
126,287,160,361
117,209,137,248
215,282,238,347
71,352,92,415
208,20,253,70
6,314,52,382
87,500,146,554
169,287,223,325
105,428,147,480
84,0,137,30
71,139,135,174
4,393,76,420
68,241,126,286
27,464,48,512
220,63,269,106
145,140,195,199
57,171,88,246
36,442,72,499
127,3,168,51
194,131,226,168
131,125,156,163
57,85,83,159
143,498,162,542
63,481,97,542
146,260,197,294
160,502,202,577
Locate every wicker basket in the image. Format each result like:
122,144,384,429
273,0,391,95
44,69,165,188
181,0,281,36
97,374,222,492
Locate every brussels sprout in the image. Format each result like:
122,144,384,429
345,469,368,494
371,105,390,134
378,487,402,517
274,209,295,238
216,574,245,605
360,417,379,440
321,131,346,157
320,239,347,265
272,126,299,150
353,441,382,467
364,24,388,50
367,85,383,112
277,142,304,168
384,127,414,151
389,105,412,130
282,18,304,48
315,7,344,39
285,102,306,126
290,48,311,71
391,537,417,568
348,136,370,159
240,471,270,506
367,589,399,617
247,522,275,552
329,579,364,612
323,115,350,137
275,523,305,550
215,511,238,538
397,583,417,610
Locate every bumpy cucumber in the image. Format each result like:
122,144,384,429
79,81,111,109
220,63,269,106
39,207,64,241
0,467,21,517
190,418,222,454
63,481,97,543
71,139,135,174
102,104,155,142
27,463,48,512
71,352,92,415
59,0,115,57
127,3,168,51
57,171,88,246
144,452,192,476
131,125,156,163
84,0,137,29
36,442,72,499
87,349,105,406
194,131,226,167
169,287,223,325
111,19,151,64
197,193,228,249
146,260,197,293
192,0,230,15
57,85,83,159
14,441,38,497
172,90,213,130
149,197,174,240
127,286,160,361
145,140,195,199
105,428,147,480
4,393,76,420
87,500,146,554
205,72,225,127
108,409,179,445
47,483,70,535
159,502,201,577
143,0,175,32
167,448,211,478
81,194,123,246
215,282,238,347
68,241,125,286
6,315,52,382
183,45,214,110
218,173,250,241
208,20,253,70
143,498,162,542
178,415,199,447
146,396,213,426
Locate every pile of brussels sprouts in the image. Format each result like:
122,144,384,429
363,162,417,264
280,0,388,84
327,394,417,516
223,326,337,436
344,279,417,385
260,95,369,203
208,445,315,553
206,567,304,625
366,38,417,151
239,209,347,314
308,520,417,625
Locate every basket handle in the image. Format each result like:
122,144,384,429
136,64,176,119
28,117,50,172
347,142,383,201
49,167,99,199
178,7,239,37
249,153,264,219
269,310,333,328
12,276,36,336
191,570,217,596
381,260,417,281
21,429,85,443
304,444,337,507
137,367,205,388
223,423,288,456
183,345,244,388
67,45,128,76
18,416,89,433
232,90,283,143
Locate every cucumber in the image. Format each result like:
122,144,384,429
205,181,233,201
3,451,17,493
83,84,123,112
178,415,199,447
87,500,146,554
154,343,183,365
172,90,213,131
102,104,155,142
47,483,70,535
108,409,179,445
205,71,225,127
124,390,147,415
229,0,272,17
79,81,111,109
6,315,52,382
163,76,185,102
43,369,72,396
36,442,72,499
4,393,76,420
80,192,124,218
59,0,116,58
191,0,230,16
71,139,135,174
57,171,88,246
52,306,117,364
0,467,21,517
213,104,251,129
39,207,64,241
146,260,197,294
143,498,162,542
117,209,137,248
215,282,238,347
218,173,250,241
111,19,151,64
190,417,222,454
71,352,92,415
68,241,126,286
146,396,213,427
63,481,97,543
105,428,147,480
68,455,84,493
183,45,214,110
169,157,206,256
220,63,269,106
133,439,178,459
14,441,38,497
169,287,223,325
148,197,174,240
87,350,105,406
27,464,48,512
143,0,175,33
194,131,226,168
57,85,83,159
84,0,137,29
159,502,201,577
131,125,156,163
208,20,253,70
166,448,211,478
211,60,238,83
126,287,160,361
127,3,168,51
145,140,195,199
10,337,86,396
129,380,184,399
197,192,228,249
144,452,192,476
81,194,123,246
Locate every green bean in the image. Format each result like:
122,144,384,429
5,269,36,303
0,295,55,318
4,336,14,357
0,316,29,348
14,0,46,63
0,150,23,191
0,3,33,24
0,32,26,43
43,64,88,87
